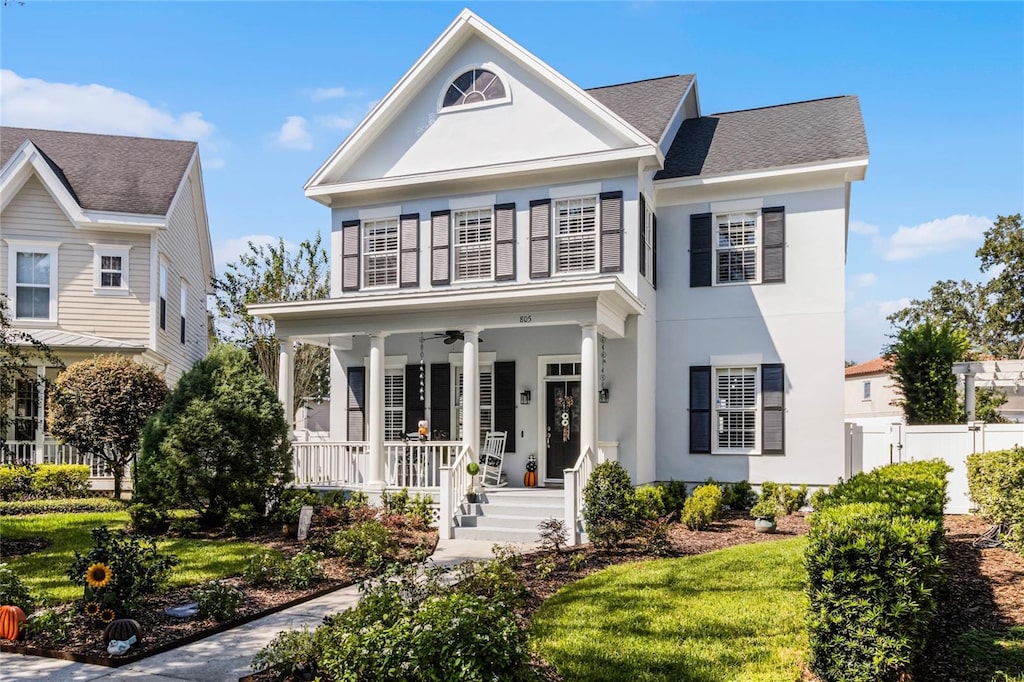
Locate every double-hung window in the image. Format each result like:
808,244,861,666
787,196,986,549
714,367,758,453
159,262,168,330
179,281,188,344
8,242,59,322
453,208,493,281
863,381,871,400
383,369,405,441
362,219,399,288
715,212,759,284
93,245,131,295
553,197,598,274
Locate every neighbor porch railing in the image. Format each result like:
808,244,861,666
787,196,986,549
438,444,473,540
2,439,119,479
564,445,596,546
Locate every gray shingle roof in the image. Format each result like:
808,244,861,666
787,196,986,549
586,75,694,143
1,127,196,215
655,96,868,180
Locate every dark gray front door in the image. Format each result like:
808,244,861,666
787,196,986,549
545,380,581,479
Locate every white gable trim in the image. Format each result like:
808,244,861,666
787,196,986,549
163,150,216,291
654,157,869,190
305,9,660,193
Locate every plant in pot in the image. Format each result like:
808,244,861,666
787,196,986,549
465,461,481,503
750,498,783,533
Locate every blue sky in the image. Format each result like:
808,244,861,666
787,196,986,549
2,2,1021,362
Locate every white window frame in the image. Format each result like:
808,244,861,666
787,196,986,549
179,280,188,344
383,368,405,441
452,207,494,282
92,244,131,295
6,240,60,324
159,261,168,331
863,380,871,400
361,218,400,289
552,195,600,275
436,64,512,114
713,211,761,286
642,198,655,285
712,366,760,455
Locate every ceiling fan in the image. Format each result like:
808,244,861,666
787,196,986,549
425,330,482,345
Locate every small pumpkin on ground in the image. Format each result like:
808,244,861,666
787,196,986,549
103,618,143,646
0,605,27,640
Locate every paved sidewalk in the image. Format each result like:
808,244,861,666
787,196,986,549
0,538,505,682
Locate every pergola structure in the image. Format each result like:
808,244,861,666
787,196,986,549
953,359,1024,422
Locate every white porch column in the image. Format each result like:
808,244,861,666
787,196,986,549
329,345,347,441
367,332,387,488
462,329,480,455
580,323,598,459
277,338,294,431
964,373,977,423
35,365,46,465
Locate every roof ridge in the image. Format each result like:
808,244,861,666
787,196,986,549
1,125,198,146
707,95,857,117
585,74,692,91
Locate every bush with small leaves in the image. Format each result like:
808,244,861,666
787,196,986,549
21,608,72,645
537,518,568,553
0,564,35,613
722,480,757,510
128,503,170,535
582,461,636,547
381,488,410,516
0,497,123,516
271,487,321,525
814,460,952,520
658,479,688,515
632,485,667,520
0,465,36,501
568,552,587,572
30,465,91,500
535,555,557,580
252,626,322,681
225,504,262,537
967,446,1024,554
407,493,433,529
329,520,397,569
285,549,325,590
243,550,287,587
195,580,245,621
682,484,722,531
638,516,672,555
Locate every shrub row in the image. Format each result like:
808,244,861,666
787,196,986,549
967,446,1024,554
0,497,124,516
0,464,92,502
806,460,950,682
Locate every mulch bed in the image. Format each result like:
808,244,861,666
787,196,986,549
0,536,50,558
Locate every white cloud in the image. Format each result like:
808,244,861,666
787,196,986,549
845,297,911,362
310,86,350,102
274,116,313,150
315,115,356,131
880,214,990,261
212,235,297,278
1,69,216,141
849,219,880,236
853,272,877,288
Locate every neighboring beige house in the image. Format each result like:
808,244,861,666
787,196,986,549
1,127,215,471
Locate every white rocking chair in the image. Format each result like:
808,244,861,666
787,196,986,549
479,431,508,488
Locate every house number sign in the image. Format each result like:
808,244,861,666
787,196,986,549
519,315,532,323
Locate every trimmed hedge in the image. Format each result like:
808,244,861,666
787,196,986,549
806,460,950,682
0,497,124,516
967,446,1024,554
0,464,92,501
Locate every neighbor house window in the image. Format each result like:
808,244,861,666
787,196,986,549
92,245,130,294
453,208,493,281
863,381,871,400
442,69,507,109
714,367,758,452
179,281,188,344
13,378,39,441
715,212,759,284
362,219,399,288
8,242,59,322
384,369,404,441
553,197,598,274
159,262,168,330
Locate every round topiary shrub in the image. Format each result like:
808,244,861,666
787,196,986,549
582,461,636,547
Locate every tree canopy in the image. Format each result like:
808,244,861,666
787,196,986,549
885,320,970,424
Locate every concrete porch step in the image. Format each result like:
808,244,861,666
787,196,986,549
456,513,557,530
452,525,545,544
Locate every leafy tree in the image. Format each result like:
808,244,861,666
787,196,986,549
47,355,168,499
969,387,1009,424
212,235,329,418
885,321,970,424
0,294,63,455
136,344,292,527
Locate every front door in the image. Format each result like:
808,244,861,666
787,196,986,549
545,380,581,480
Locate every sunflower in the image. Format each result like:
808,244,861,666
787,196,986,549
99,608,116,624
84,601,101,617
85,562,113,589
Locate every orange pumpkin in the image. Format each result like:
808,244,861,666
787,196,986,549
0,605,27,641
524,470,537,487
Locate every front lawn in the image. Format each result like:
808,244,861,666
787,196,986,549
530,537,808,682
0,511,266,603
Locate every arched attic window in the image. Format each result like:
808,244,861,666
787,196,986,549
442,69,507,108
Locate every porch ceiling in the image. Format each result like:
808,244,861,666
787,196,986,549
250,278,644,340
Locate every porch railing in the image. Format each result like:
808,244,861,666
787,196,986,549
385,441,460,489
291,441,368,487
564,445,595,546
439,444,473,540
2,440,118,479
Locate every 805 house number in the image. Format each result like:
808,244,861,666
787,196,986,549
519,315,532,323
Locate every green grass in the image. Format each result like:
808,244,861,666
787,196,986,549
953,626,1024,682
1,511,270,604
530,538,809,682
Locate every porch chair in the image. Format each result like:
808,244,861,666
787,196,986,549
479,431,508,488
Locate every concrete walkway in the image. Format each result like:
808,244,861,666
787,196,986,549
0,538,507,682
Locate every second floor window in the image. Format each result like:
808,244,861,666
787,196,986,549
554,197,598,274
715,212,759,284
14,251,53,320
363,219,399,288
453,208,493,281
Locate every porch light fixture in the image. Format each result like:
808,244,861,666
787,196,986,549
599,388,610,404
520,390,531,406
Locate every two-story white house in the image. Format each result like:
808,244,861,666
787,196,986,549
251,9,868,541
1,127,214,477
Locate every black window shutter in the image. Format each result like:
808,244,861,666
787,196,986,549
762,363,785,454
690,213,712,287
599,191,623,273
689,366,712,454
341,219,361,292
431,210,450,285
762,207,785,284
429,363,451,439
347,366,365,441
400,213,419,288
652,212,658,290
404,364,425,434
638,193,647,278
493,361,516,453
494,203,516,281
529,199,551,278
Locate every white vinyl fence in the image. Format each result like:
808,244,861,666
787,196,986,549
846,421,1024,513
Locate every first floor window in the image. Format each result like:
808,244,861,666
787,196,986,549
13,378,39,441
13,249,55,320
179,281,188,344
714,367,757,451
384,369,405,440
159,262,168,330
554,197,598,274
715,211,758,284
453,208,493,281
363,219,399,288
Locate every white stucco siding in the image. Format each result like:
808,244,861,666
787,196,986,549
845,374,902,421
335,37,633,183
0,175,151,342
155,169,210,383
653,185,848,486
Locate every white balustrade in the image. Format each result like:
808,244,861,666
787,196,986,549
2,440,119,479
384,441,460,489
439,444,473,540
564,445,595,546
290,441,368,487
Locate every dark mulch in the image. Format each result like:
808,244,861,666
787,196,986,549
0,536,50,558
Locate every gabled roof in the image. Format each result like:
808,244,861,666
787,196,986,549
845,357,891,378
586,75,694,143
656,96,868,180
1,127,196,215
